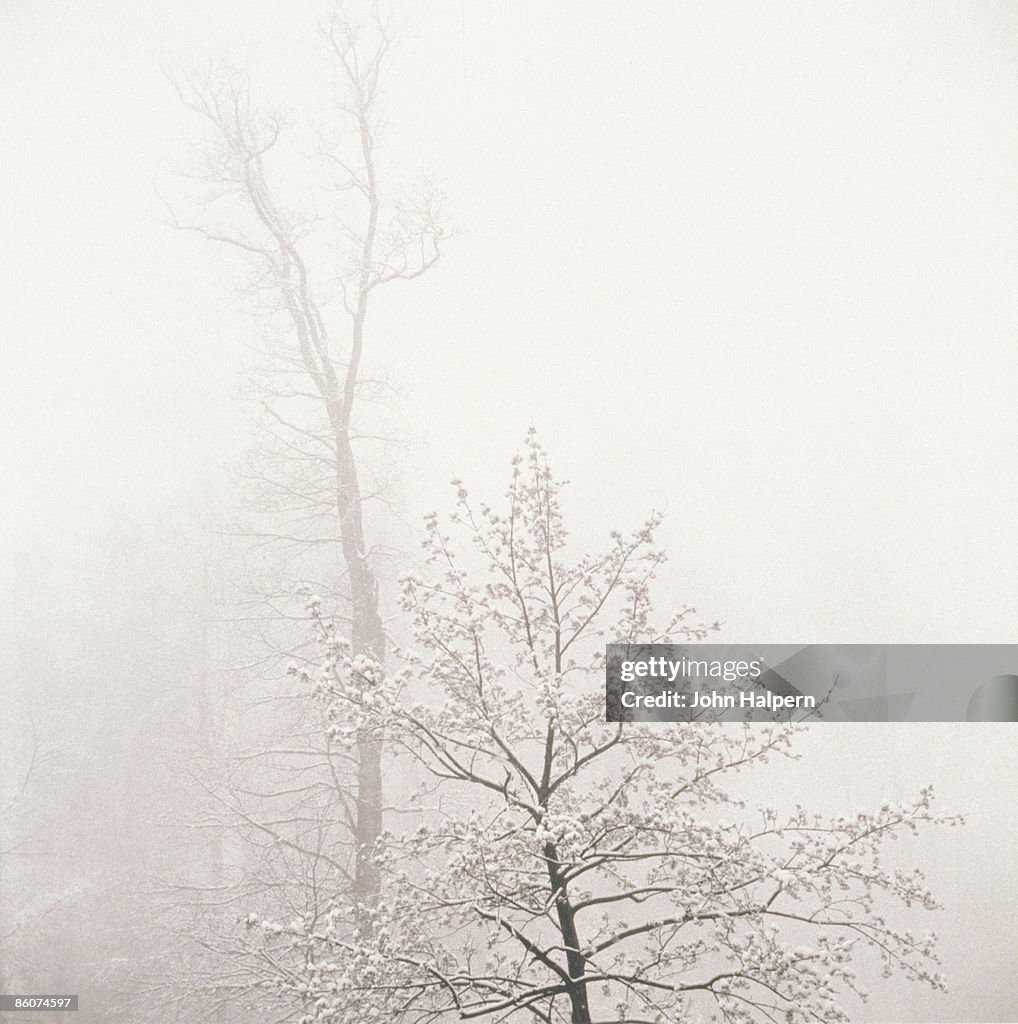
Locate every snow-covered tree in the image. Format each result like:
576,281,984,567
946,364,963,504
282,431,958,1024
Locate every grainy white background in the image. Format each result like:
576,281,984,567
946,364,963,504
3,2,1016,1019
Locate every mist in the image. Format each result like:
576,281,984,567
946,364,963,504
3,3,1017,1022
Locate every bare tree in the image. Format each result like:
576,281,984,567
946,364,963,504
280,432,959,1024
168,1,444,930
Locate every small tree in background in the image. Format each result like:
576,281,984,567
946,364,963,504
282,431,958,1024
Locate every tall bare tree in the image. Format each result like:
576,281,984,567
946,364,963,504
169,2,444,927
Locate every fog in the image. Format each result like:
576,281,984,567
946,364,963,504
3,2,1017,1022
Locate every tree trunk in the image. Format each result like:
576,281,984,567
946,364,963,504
333,422,384,928
543,841,591,1024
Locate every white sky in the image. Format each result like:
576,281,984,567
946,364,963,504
3,2,1018,1019
4,1,1018,641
